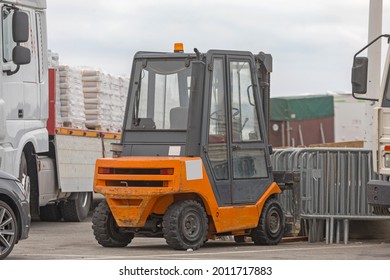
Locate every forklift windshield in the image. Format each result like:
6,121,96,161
129,59,192,130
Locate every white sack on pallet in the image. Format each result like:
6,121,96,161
58,65,85,129
81,69,127,132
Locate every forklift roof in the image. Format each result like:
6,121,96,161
134,49,257,60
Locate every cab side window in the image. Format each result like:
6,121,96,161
207,58,229,180
2,7,16,63
230,61,261,142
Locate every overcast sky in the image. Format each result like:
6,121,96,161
46,0,390,96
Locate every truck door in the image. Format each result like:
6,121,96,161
205,53,273,205
1,6,39,125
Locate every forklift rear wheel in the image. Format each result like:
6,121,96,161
162,200,208,250
92,200,134,247
251,199,285,245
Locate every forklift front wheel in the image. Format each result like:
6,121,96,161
251,199,285,245
162,200,208,250
92,200,134,247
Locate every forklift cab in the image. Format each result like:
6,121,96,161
120,48,274,206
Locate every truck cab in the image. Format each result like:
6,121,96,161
352,34,390,209
92,46,289,250
0,0,48,217
0,1,47,176
0,1,97,222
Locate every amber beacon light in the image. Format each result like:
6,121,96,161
174,42,184,53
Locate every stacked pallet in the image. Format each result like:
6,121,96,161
82,69,111,131
82,70,128,132
51,48,129,132
58,65,86,129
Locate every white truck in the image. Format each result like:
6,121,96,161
0,0,119,221
352,34,390,211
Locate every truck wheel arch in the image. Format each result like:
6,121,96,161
20,143,40,219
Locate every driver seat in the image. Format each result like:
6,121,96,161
170,107,188,129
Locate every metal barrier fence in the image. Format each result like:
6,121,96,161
272,148,390,244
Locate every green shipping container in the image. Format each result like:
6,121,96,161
270,95,334,121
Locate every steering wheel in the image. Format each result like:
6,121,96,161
210,108,240,120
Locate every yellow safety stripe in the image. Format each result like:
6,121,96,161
55,127,121,139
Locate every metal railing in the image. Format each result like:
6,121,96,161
272,148,390,244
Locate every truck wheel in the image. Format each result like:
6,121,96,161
162,200,208,250
61,192,92,222
39,204,62,222
92,200,134,247
0,201,18,260
251,199,285,245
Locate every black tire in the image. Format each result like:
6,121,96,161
251,199,285,245
61,192,92,222
162,200,208,250
40,204,62,222
234,235,246,243
92,200,134,247
0,201,18,260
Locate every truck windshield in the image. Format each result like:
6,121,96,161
129,59,192,130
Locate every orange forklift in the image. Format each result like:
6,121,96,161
92,44,297,250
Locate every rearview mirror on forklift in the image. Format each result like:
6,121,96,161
12,11,29,43
351,56,368,94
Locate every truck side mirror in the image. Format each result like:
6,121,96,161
5,10,31,75
6,46,31,75
13,45,31,65
12,11,29,43
351,57,368,94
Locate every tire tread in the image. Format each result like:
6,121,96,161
91,200,134,247
162,200,207,250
